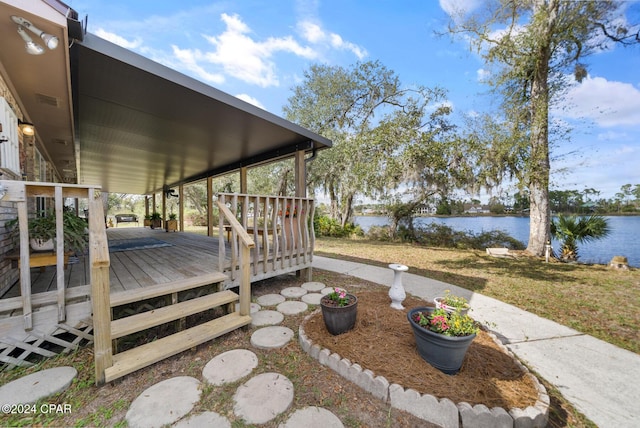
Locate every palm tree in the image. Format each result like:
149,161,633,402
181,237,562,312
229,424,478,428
550,214,610,262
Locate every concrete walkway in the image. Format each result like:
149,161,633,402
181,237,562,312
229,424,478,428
313,255,640,428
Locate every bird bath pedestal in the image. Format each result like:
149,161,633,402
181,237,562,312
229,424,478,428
388,263,409,310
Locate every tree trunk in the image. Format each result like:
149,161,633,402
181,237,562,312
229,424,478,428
526,0,557,256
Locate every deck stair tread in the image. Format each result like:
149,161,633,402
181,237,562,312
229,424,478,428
110,272,227,307
105,312,252,382
110,290,239,339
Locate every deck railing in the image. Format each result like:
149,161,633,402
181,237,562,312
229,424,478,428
0,181,108,332
217,193,315,285
216,200,255,316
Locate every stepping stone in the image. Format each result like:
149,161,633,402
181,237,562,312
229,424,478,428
251,310,284,326
173,411,231,428
281,287,308,298
0,366,77,406
202,349,259,385
281,406,344,427
257,293,286,306
125,376,201,428
301,281,326,292
233,372,294,424
277,300,308,315
250,302,261,313
250,326,294,349
301,293,324,305
320,287,347,295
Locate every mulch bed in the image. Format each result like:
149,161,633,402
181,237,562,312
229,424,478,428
302,287,540,409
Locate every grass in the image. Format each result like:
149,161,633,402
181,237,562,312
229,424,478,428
315,236,640,354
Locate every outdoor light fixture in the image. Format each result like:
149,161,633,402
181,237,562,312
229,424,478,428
11,15,59,55
16,25,44,55
18,120,35,136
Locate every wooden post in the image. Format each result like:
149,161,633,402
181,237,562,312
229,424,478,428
179,184,184,231
162,189,167,228
89,189,112,386
240,166,248,194
207,176,213,237
294,150,312,280
294,150,306,198
17,199,32,330
54,186,66,322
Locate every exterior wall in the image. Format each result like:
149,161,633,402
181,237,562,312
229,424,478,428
0,74,21,295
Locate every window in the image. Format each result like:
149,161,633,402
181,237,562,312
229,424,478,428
0,97,20,175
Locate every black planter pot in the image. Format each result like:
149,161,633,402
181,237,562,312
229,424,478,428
320,294,358,335
407,307,476,375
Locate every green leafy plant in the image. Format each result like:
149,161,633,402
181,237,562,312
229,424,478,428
168,213,177,220
6,209,88,254
150,212,162,220
438,290,469,310
326,287,351,307
412,308,479,337
551,214,610,261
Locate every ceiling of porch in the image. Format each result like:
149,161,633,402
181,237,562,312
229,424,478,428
0,1,331,195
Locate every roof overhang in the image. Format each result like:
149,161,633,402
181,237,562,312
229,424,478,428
1,0,332,195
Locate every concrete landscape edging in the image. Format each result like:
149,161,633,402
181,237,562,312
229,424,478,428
299,310,549,428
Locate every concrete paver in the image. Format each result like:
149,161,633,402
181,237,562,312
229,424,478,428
202,349,258,385
250,326,294,349
257,293,286,306
301,292,324,305
173,411,231,427
280,406,345,427
301,281,326,292
276,300,308,315
250,309,284,326
233,372,294,424
0,366,76,406
125,376,201,428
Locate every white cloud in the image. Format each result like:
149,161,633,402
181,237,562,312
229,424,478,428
171,45,225,84
297,20,367,59
476,68,490,82
439,0,483,18
194,13,318,87
94,28,142,49
235,93,266,110
559,76,640,127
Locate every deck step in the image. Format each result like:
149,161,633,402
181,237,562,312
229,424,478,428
105,312,252,383
110,290,240,339
110,272,227,307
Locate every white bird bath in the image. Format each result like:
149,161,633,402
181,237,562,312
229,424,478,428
388,263,408,310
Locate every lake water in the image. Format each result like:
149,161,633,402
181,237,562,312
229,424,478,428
354,215,640,268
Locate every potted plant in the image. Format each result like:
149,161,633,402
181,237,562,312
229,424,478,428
407,306,479,374
166,213,178,232
150,212,162,229
434,290,470,315
143,214,152,228
7,209,89,254
320,288,358,335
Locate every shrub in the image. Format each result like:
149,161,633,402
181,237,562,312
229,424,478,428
314,215,363,238
369,222,525,250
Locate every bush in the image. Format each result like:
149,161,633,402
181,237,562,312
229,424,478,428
314,215,364,238
365,225,394,241
368,222,525,250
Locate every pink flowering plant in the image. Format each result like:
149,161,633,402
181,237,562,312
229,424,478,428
327,287,351,307
412,308,479,337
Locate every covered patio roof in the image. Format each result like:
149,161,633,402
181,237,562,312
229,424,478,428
0,1,331,195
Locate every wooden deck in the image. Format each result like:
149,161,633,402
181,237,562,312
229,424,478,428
2,227,227,299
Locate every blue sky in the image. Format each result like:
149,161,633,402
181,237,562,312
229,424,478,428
67,0,640,201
